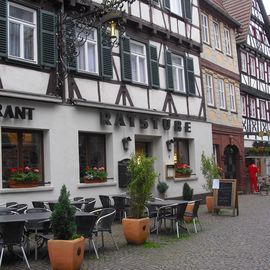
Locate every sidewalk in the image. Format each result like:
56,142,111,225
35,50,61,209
1,194,270,270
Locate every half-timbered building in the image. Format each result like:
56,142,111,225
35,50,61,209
224,0,270,180
0,0,212,204
199,0,245,191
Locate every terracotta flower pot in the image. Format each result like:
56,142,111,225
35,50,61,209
48,237,85,270
206,196,214,213
122,217,150,245
8,180,40,188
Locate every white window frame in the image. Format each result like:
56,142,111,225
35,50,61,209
77,29,99,75
224,28,232,56
259,61,264,81
250,98,256,118
229,83,236,112
213,21,221,50
260,101,266,120
218,79,226,109
268,65,270,83
172,54,186,93
205,74,214,106
250,56,256,77
171,0,183,17
241,52,247,73
8,2,37,63
130,40,148,85
241,96,246,116
201,13,210,44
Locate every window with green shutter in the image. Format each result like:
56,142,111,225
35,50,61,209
40,10,56,67
101,31,113,79
0,0,7,57
164,0,192,21
120,36,132,82
165,50,174,91
182,0,192,21
149,44,160,88
185,57,195,95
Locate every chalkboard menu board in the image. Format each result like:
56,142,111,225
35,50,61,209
213,179,238,216
118,159,131,188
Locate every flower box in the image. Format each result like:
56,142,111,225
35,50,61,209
175,163,192,178
8,180,40,188
83,177,107,184
81,165,107,184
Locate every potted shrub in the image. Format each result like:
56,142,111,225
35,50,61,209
8,166,41,188
48,185,85,270
157,181,169,199
122,153,157,245
81,165,107,183
182,182,194,222
175,163,192,178
201,153,222,213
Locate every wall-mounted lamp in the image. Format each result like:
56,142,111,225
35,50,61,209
122,137,132,151
166,139,174,152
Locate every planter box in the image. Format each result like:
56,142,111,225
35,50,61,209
8,180,40,188
83,177,107,184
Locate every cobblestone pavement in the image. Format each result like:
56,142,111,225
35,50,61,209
1,194,270,270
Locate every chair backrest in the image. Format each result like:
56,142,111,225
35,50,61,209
72,202,83,210
16,204,28,214
24,208,51,232
99,195,111,208
1,220,25,245
84,198,96,203
176,202,188,220
32,201,46,208
6,202,18,208
192,200,201,218
73,197,84,202
96,208,116,232
75,215,98,238
48,202,56,211
84,200,96,213
112,196,126,210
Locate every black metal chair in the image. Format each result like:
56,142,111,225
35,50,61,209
84,200,96,213
84,198,96,203
112,196,129,221
99,195,112,208
5,202,18,208
16,204,28,214
73,197,84,202
0,220,30,269
75,214,99,258
184,200,202,233
48,202,56,211
91,208,119,252
32,201,47,209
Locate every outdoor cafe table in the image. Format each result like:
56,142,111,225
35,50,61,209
147,199,187,207
0,211,94,260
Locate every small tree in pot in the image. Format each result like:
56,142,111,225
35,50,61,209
157,181,169,199
122,153,157,244
48,185,84,270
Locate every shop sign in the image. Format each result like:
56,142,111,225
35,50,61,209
0,104,34,120
100,111,191,132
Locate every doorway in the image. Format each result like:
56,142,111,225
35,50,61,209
224,145,239,179
135,142,151,156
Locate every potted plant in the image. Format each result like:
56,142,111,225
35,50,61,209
8,166,41,188
157,181,169,199
48,185,85,270
81,165,107,183
182,182,194,222
122,153,157,245
175,163,192,178
201,153,222,213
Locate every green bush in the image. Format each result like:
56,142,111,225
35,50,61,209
182,182,193,201
157,181,169,194
51,185,76,240
128,153,157,219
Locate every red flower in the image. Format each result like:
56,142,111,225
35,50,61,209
18,167,23,172
24,166,30,172
10,168,17,173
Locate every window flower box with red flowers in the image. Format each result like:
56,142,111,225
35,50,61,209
81,166,108,183
175,163,192,178
8,166,41,188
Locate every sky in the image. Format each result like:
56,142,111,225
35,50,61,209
262,0,270,15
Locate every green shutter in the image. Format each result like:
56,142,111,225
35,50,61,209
182,0,192,21
120,36,132,82
65,20,77,71
185,57,195,95
0,0,7,57
101,31,113,79
164,0,170,10
165,50,174,91
40,10,56,67
149,44,160,88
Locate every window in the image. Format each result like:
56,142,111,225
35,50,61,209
205,74,214,106
224,28,232,55
250,98,256,118
268,65,270,83
259,61,264,80
218,79,226,109
250,56,256,77
201,13,209,44
8,2,37,63
172,54,185,92
171,0,182,16
1,129,44,185
174,139,190,165
241,52,247,73
79,133,106,182
77,29,98,74
213,22,221,50
241,96,246,116
130,40,148,84
229,83,236,112
260,101,266,120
